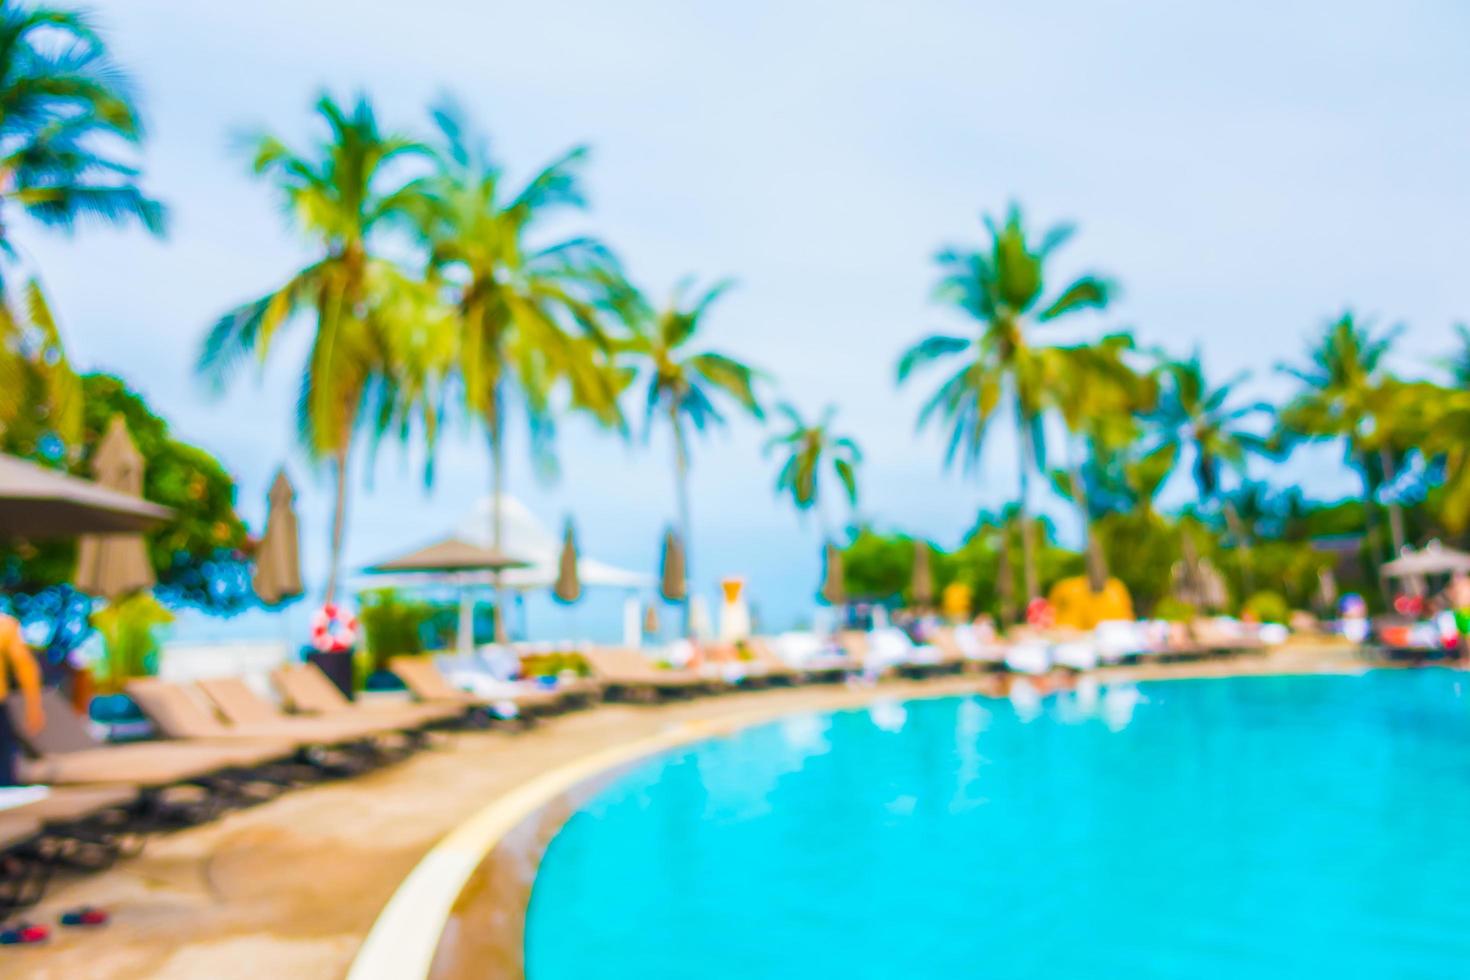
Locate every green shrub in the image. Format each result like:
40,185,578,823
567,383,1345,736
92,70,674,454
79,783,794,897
1243,590,1290,624
91,593,174,692
521,651,591,678
1152,597,1197,623
357,589,434,672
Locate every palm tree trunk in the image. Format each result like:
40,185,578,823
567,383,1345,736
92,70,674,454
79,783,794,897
1072,465,1108,593
488,415,508,644
1067,438,1107,592
1355,448,1391,603
997,522,1016,626
670,407,693,639
1014,401,1040,603
1222,499,1255,596
1377,446,1420,596
1377,447,1408,554
325,445,349,605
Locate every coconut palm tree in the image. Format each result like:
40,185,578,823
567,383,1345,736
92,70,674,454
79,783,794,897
1151,352,1271,593
410,104,623,640
605,277,762,636
1043,334,1155,592
1278,313,1407,564
897,204,1111,607
764,402,861,536
0,2,165,459
198,94,432,603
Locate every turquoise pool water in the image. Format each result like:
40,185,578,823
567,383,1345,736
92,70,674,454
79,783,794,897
525,671,1470,978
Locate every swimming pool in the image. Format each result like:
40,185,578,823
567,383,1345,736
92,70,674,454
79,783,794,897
525,671,1470,978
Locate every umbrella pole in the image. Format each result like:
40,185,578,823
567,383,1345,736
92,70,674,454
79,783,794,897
458,583,474,658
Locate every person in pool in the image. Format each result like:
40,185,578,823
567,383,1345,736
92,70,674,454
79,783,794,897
0,612,44,786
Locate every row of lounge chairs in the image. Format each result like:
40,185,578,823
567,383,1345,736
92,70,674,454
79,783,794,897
0,621,1277,926
0,652,620,929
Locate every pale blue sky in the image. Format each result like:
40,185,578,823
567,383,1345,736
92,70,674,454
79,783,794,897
30,1,1470,637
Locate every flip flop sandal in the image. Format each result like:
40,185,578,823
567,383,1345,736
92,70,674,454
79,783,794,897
0,922,50,944
60,906,108,927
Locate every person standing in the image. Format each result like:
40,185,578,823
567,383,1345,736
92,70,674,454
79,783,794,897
0,613,44,786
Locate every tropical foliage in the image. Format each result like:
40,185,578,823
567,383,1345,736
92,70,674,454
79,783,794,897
765,403,861,530
18,0,1470,643
410,104,622,638
897,204,1111,604
605,276,762,633
198,94,435,602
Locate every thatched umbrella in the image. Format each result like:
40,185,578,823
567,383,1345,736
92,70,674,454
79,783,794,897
819,540,846,606
642,602,660,636
365,536,530,654
0,452,171,537
1316,567,1338,613
553,519,581,604
75,416,156,599
1382,540,1470,578
253,468,303,606
911,539,934,608
659,528,686,604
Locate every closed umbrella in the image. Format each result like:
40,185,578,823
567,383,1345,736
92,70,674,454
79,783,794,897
642,602,660,636
912,540,934,608
553,519,581,604
253,468,303,605
75,416,156,599
1316,567,1339,613
819,540,846,606
659,528,686,604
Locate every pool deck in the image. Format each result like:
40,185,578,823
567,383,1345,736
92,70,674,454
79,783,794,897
8,641,1375,979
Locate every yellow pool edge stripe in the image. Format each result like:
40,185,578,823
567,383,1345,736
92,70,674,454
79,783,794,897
346,710,774,980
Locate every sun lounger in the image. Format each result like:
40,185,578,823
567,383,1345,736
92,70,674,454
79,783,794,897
741,639,802,685
1190,618,1264,658
701,642,799,687
836,631,885,676
0,813,45,914
389,656,564,720
9,687,292,793
579,647,711,702
272,662,463,730
127,677,408,782
1004,642,1052,675
190,677,421,746
770,632,852,682
1051,640,1100,671
926,629,979,673
6,692,288,827
0,785,142,872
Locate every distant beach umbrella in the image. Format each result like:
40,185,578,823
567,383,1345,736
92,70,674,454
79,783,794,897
819,541,846,606
253,468,303,606
911,540,934,608
1382,540,1470,578
642,601,660,636
1198,558,1229,612
365,536,531,656
660,528,686,603
1316,567,1338,612
75,416,156,599
553,518,582,604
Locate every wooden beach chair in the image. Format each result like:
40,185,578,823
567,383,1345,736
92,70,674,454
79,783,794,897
388,656,565,720
580,647,710,702
272,662,463,730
